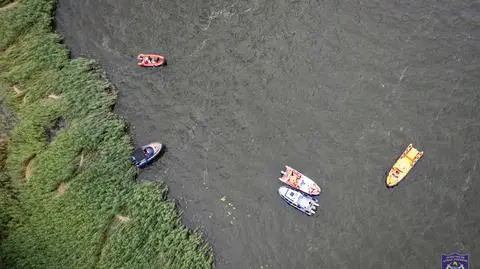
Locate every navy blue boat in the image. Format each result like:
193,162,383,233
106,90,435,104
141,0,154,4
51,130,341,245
131,142,164,168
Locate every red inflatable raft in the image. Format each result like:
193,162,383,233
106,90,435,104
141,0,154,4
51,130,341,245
137,54,166,67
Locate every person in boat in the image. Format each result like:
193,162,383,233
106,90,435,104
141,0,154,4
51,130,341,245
144,147,155,158
143,57,151,64
289,170,300,186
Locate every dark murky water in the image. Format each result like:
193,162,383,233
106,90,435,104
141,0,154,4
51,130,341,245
56,0,480,268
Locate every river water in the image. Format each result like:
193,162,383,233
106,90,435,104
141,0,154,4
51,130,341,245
56,0,480,268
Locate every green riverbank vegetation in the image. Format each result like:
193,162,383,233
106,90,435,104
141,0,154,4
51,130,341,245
0,0,213,268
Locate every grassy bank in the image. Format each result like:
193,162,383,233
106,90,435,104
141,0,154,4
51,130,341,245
0,0,213,268
0,1,14,8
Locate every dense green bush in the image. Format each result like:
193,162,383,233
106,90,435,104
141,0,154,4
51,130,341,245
0,0,213,268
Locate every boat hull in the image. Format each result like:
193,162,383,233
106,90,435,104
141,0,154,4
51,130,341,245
278,186,319,216
137,54,166,67
386,144,423,187
132,142,163,168
279,165,321,195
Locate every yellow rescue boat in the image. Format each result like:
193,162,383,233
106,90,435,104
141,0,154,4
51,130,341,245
386,144,424,187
